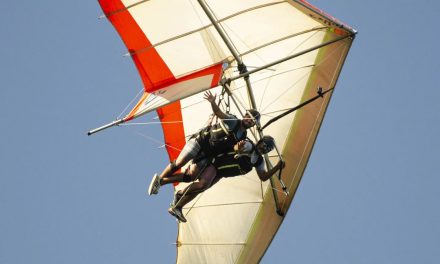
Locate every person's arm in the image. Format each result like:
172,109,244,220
204,91,228,119
256,160,285,182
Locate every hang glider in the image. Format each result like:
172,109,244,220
90,0,356,263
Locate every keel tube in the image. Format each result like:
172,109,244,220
87,119,124,136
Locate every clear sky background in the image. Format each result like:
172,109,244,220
1,1,439,263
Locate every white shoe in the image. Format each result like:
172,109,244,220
148,173,161,195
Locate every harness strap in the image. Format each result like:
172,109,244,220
217,164,241,171
218,120,231,136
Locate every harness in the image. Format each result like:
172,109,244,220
214,147,264,178
196,116,246,157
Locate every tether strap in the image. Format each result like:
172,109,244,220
262,87,333,130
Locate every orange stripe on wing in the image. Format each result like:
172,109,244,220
124,92,151,121
157,101,186,162
98,0,176,91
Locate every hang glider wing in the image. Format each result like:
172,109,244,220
94,0,356,263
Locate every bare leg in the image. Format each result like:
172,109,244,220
209,177,221,188
157,137,203,182
176,175,222,206
175,165,217,208
158,153,193,181
160,172,185,185
160,162,201,186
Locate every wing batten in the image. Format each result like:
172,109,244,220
126,1,287,58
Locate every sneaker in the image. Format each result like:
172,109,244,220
168,206,187,223
148,173,161,195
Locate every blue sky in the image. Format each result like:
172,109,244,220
1,1,439,263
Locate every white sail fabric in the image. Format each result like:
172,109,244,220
97,0,355,263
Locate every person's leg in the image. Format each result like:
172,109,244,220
168,165,218,223
174,176,221,205
209,176,221,188
175,174,222,206
160,162,201,186
166,163,205,223
149,154,195,195
160,172,184,185
174,165,216,208
158,154,190,180
158,139,200,180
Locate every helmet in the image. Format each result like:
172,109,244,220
256,135,275,154
246,109,261,122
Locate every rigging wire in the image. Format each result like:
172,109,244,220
117,88,144,120
205,1,241,64
235,64,314,92
186,201,262,210
222,22,269,68
183,189,205,218
258,31,321,110
129,127,183,153
223,67,247,112
240,26,328,58
261,41,346,113
188,0,224,64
